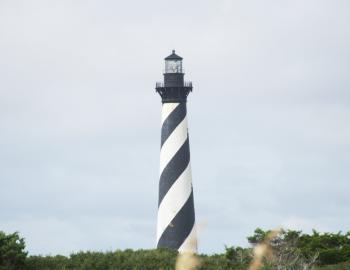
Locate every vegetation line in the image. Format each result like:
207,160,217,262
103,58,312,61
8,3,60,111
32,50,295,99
1,229,349,270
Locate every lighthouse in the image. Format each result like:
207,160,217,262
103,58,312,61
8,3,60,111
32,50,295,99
155,50,197,253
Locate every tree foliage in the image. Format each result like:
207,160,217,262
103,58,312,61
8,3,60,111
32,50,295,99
0,231,27,270
247,228,350,267
1,229,350,270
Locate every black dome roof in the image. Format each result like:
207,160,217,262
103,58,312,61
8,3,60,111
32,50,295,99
164,50,183,60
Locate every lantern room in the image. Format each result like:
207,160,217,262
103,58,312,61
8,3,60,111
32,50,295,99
164,50,183,74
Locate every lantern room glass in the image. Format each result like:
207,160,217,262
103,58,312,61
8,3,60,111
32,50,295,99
165,60,182,73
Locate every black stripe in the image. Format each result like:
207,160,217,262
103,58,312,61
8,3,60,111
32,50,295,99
157,191,195,250
158,138,190,206
161,103,187,147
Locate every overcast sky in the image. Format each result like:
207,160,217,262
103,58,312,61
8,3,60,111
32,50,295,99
1,0,349,255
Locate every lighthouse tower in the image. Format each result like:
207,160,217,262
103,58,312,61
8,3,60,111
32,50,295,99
155,50,197,253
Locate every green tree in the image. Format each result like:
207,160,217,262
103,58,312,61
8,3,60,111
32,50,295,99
0,231,27,270
299,230,350,265
224,245,252,269
247,228,350,267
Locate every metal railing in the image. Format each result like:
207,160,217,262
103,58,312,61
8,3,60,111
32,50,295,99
163,69,185,74
156,81,192,88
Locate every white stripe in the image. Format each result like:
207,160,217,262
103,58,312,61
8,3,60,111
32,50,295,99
157,164,192,241
178,224,197,253
161,103,179,125
159,117,188,174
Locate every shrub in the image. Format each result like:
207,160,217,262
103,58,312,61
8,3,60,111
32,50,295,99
0,231,27,270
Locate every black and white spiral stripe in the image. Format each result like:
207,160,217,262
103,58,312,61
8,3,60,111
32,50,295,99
157,102,197,252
